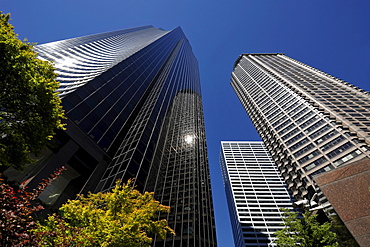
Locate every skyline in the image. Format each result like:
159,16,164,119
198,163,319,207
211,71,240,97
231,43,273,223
2,1,370,246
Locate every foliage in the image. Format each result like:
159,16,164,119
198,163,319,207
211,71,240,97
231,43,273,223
274,208,339,247
329,212,359,247
0,167,65,246
34,179,175,246
0,12,65,170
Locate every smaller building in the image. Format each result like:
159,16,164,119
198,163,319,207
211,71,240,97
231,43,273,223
220,141,294,247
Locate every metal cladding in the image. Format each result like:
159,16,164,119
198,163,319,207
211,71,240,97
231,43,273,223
33,26,216,246
36,26,168,97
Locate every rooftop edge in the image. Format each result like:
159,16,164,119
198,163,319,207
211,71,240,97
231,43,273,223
233,53,285,69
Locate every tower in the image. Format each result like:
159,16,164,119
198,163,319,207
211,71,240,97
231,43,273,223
231,53,370,202
4,26,217,246
220,141,294,247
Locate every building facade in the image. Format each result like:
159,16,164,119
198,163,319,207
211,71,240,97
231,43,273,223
4,26,217,246
314,158,370,247
220,141,294,247
231,53,370,203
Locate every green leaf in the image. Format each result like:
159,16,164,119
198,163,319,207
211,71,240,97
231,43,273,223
0,12,65,170
34,179,175,246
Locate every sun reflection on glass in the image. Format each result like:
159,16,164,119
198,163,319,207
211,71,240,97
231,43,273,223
184,134,195,144
56,56,76,68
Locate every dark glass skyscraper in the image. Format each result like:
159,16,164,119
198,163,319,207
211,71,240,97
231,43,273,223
5,26,216,246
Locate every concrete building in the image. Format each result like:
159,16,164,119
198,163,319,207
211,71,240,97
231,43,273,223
220,141,294,247
230,53,370,246
231,53,370,202
315,158,370,246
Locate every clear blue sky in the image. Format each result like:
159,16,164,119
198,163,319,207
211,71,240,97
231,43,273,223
2,1,370,246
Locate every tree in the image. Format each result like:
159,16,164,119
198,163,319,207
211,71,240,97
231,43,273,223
0,12,65,170
329,212,359,247
34,179,175,246
274,208,338,247
0,167,64,246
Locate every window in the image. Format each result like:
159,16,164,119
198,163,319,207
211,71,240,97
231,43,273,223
304,120,325,134
321,135,346,151
333,149,362,166
289,138,309,152
298,150,321,164
304,156,327,172
293,143,314,158
327,142,354,159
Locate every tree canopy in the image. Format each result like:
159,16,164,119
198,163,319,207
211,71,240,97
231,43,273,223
34,180,175,246
274,208,338,247
0,12,64,170
0,167,64,246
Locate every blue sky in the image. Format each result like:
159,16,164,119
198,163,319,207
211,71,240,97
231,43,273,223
2,1,370,246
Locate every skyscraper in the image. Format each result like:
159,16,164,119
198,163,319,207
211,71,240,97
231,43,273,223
4,26,216,246
231,53,370,203
220,141,294,247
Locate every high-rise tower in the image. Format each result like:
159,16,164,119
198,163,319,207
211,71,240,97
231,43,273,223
231,53,370,202
4,26,216,247
220,141,294,247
